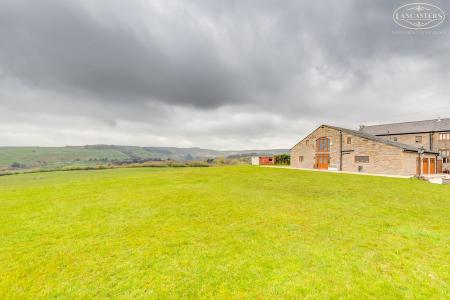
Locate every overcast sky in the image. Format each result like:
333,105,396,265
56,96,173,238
0,0,449,149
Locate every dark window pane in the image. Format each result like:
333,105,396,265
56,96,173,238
355,156,369,163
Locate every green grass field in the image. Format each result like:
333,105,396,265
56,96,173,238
0,166,449,298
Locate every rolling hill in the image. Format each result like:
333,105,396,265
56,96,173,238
0,145,288,170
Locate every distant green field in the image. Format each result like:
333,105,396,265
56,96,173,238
0,166,448,298
0,146,130,169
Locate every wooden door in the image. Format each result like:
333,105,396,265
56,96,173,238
316,154,329,169
422,158,429,175
430,158,436,174
437,160,443,173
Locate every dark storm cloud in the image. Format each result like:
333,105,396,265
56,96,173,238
0,0,449,148
0,0,247,107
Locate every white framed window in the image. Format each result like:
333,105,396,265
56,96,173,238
439,133,450,140
439,149,449,163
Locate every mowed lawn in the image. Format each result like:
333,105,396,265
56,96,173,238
0,166,449,299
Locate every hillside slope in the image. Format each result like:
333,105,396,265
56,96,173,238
0,145,288,170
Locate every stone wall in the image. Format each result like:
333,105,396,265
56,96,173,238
380,133,431,150
401,152,437,175
433,132,450,172
341,135,405,175
378,132,450,172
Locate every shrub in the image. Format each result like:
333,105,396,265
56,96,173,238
274,154,290,165
10,162,26,169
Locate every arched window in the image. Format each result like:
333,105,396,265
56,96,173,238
316,137,330,152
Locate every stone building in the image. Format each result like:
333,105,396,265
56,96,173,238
290,124,441,176
360,118,450,173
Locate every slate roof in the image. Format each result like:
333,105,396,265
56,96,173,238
324,125,439,154
359,118,450,136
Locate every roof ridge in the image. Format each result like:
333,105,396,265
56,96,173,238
362,117,450,128
360,117,450,135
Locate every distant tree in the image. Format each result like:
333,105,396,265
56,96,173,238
274,154,290,165
10,162,25,169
